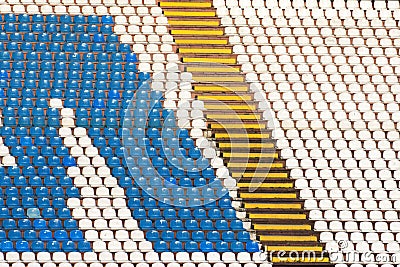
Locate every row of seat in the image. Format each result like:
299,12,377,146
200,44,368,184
222,0,398,10
305,199,400,211
0,14,114,24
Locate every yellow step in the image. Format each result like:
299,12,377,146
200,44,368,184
245,203,301,209
224,152,276,158
215,133,270,139
267,246,323,252
231,172,288,178
260,235,317,242
195,85,248,92
211,123,265,129
249,213,307,219
271,257,330,263
172,29,223,36
228,162,283,168
218,143,274,149
193,76,244,82
175,39,228,45
160,2,212,8
205,104,255,110
188,66,240,73
238,183,293,189
253,224,312,231
164,11,216,17
240,193,297,199
180,48,231,54
183,57,236,64
208,114,260,120
198,95,251,101
168,20,219,26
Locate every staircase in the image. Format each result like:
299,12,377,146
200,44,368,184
159,0,332,265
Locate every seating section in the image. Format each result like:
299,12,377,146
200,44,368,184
0,14,91,253
212,0,400,265
0,0,400,266
0,13,258,255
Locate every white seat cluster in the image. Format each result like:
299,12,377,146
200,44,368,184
213,0,400,266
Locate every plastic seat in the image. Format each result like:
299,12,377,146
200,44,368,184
24,230,38,241
54,230,69,241
9,230,22,241
154,241,168,252
1,241,14,252
62,241,76,252
78,241,91,252
216,241,229,252
231,241,245,252
146,230,159,242
34,219,47,230
31,241,45,252
246,241,259,252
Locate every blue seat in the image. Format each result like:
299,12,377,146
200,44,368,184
176,231,190,242
231,219,244,230
49,219,63,230
200,241,214,252
18,219,32,230
32,14,44,22
55,230,69,241
193,208,207,220
216,241,229,252
170,220,184,230
216,220,229,231
209,209,222,219
184,219,199,230
12,208,25,218
222,231,235,242
107,34,119,43
16,241,30,252
46,14,58,23
33,219,48,230
102,15,113,24
70,230,84,241
1,241,14,252
62,241,76,252
237,231,250,242
246,241,259,252
9,230,22,241
146,230,159,242
148,208,162,219
192,231,205,242
2,219,16,229
207,231,221,242
42,208,56,218
185,241,199,252
154,241,168,252
139,219,153,230
24,230,38,241
31,241,45,252
64,219,78,230
200,220,214,230
78,241,91,252
170,241,183,252
231,241,245,252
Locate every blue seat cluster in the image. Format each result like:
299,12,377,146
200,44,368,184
0,14,105,253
